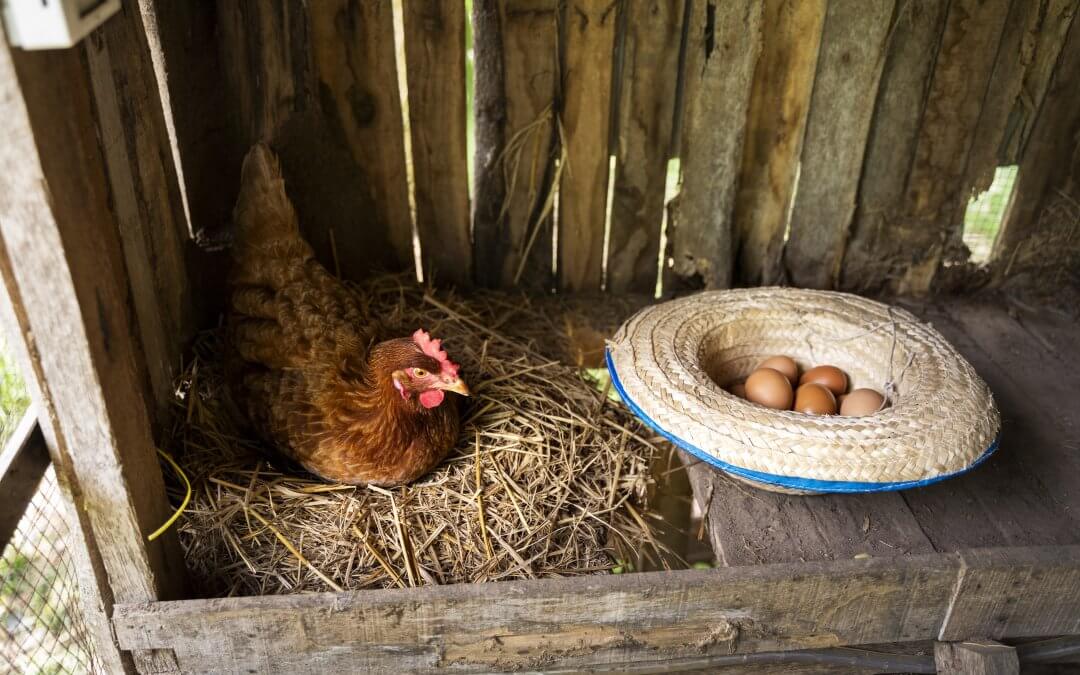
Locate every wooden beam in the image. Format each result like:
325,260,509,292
895,0,1012,294
557,0,619,292
784,0,895,290
84,0,195,412
113,546,1080,672
472,0,559,289
0,28,184,675
606,0,684,294
993,5,1080,283
733,0,826,287
667,0,764,291
840,1,949,292
0,412,49,551
935,641,1019,674
402,0,472,286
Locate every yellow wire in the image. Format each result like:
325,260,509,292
148,448,192,542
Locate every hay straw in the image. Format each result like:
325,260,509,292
161,274,664,596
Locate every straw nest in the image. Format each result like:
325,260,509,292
161,275,666,596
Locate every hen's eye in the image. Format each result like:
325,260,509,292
411,368,429,378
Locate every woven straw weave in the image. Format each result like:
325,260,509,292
607,288,1000,493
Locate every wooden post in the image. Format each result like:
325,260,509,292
935,641,1019,674
0,27,184,675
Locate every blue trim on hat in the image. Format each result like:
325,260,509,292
605,349,998,493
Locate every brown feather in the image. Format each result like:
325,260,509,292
226,144,462,485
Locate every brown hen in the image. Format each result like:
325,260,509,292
226,144,469,486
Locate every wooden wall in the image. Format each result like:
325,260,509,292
132,0,1080,303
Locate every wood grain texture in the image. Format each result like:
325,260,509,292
993,8,1080,283
784,0,895,290
667,0,764,291
0,246,136,675
935,640,1019,674
115,553,959,672
998,0,1079,164
941,547,1080,640
684,455,934,567
840,1,949,292
558,0,619,292
0,36,184,674
403,0,471,286
607,0,684,294
894,299,1080,551
473,0,559,289
0,412,49,551
114,547,1080,672
733,0,826,287
896,0,1012,294
84,0,194,412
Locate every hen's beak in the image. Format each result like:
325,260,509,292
443,378,470,397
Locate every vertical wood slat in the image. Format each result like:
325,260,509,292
994,8,1080,279
0,32,186,674
895,0,1012,294
840,1,950,292
961,0,1045,199
999,0,1079,164
667,0,764,291
733,0,826,287
150,1,415,280
84,0,195,411
783,0,895,290
558,0,619,292
606,0,685,295
402,1,471,286
472,0,559,289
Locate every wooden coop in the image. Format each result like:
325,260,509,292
1,0,1080,673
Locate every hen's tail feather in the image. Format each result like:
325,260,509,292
233,143,301,246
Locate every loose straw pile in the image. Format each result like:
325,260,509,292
162,275,665,596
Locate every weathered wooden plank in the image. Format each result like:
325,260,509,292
935,641,1019,674
0,244,135,675
403,0,471,286
896,0,1012,293
667,0,764,291
683,454,934,567
999,0,1079,164
557,0,619,292
840,0,949,292
961,0,1044,201
0,412,49,551
473,0,559,289
784,0,895,290
606,0,684,294
115,553,960,672
896,300,1080,550
993,7,1080,282
0,34,184,673
84,0,195,412
733,0,826,287
941,547,1080,640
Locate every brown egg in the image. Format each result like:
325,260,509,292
794,383,837,415
728,381,747,398
744,368,794,410
799,365,848,396
758,355,798,385
840,388,885,417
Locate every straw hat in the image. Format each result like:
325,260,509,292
606,288,1000,494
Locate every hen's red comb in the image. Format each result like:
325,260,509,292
413,329,460,378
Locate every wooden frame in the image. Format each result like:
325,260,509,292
0,411,49,551
113,546,1080,673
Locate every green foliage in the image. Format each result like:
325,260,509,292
0,338,31,446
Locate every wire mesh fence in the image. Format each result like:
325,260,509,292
963,164,1018,263
1,466,95,674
